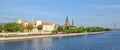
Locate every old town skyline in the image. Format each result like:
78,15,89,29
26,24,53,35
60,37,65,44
0,0,120,28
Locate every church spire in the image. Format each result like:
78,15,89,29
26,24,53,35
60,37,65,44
72,19,74,26
18,16,22,24
65,16,70,27
32,16,34,22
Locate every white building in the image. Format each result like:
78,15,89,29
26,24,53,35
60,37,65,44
36,21,55,32
42,22,55,32
18,19,55,33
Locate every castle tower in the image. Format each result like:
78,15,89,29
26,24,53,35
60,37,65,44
18,16,22,24
65,16,70,27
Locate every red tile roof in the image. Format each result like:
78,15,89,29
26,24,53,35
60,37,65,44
18,21,54,28
27,22,35,25
42,22,53,26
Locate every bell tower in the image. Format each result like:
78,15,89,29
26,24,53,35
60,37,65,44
65,16,70,27
18,16,22,24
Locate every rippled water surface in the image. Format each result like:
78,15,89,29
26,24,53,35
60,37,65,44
0,31,120,50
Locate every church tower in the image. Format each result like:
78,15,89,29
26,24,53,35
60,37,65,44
72,19,74,26
18,16,22,24
65,16,70,27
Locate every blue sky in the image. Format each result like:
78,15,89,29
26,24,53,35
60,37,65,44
0,0,120,28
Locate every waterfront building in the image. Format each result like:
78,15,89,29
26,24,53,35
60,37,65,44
17,18,55,33
59,16,73,28
36,21,55,32
42,22,55,32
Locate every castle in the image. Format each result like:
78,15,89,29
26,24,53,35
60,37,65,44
17,16,73,33
17,17,55,33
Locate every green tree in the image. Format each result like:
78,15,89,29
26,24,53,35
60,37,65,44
52,30,58,34
76,27,85,33
105,28,111,31
17,24,24,32
4,22,24,32
27,25,33,32
86,27,105,32
65,26,70,30
57,26,63,32
38,24,43,31
0,24,4,32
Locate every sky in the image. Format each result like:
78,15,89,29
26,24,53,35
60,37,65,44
0,0,120,28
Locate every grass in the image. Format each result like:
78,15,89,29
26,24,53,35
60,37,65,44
1,33,17,37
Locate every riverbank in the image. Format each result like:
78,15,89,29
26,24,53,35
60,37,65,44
0,32,105,41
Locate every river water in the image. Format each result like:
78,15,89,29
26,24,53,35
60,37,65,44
0,31,120,50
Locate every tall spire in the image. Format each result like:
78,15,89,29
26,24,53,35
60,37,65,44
18,16,20,20
32,16,34,22
65,16,70,27
114,22,116,28
72,19,74,26
18,16,21,23
38,16,40,20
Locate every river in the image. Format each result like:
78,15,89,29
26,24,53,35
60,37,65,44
0,31,120,50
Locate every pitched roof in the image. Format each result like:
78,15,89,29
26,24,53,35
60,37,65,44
42,22,53,26
27,22,35,25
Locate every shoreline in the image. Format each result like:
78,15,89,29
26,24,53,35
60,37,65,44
0,32,105,41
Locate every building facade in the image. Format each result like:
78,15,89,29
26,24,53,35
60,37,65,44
65,16,70,27
17,19,55,33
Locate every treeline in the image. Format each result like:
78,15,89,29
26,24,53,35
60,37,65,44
0,22,43,32
0,23,24,32
52,26,111,34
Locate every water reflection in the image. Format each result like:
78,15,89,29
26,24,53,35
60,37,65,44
31,38,53,49
0,32,120,50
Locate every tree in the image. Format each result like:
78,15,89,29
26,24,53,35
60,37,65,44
4,22,24,32
17,24,24,32
0,24,4,32
65,26,70,30
105,28,111,31
86,27,105,32
27,25,33,32
37,24,43,31
57,26,63,32
76,27,85,33
52,30,58,34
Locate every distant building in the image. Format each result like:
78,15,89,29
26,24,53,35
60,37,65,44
71,19,74,26
59,16,75,28
17,18,55,33
65,16,70,27
42,21,55,32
